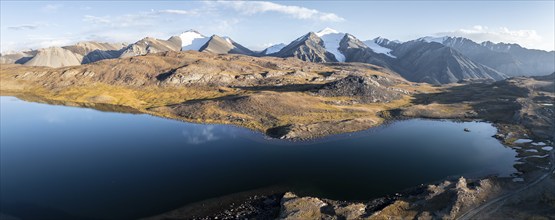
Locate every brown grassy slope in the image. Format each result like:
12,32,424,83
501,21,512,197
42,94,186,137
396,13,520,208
1,51,417,139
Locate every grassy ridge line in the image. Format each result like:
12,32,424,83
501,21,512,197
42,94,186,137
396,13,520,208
0,78,413,139
0,78,416,139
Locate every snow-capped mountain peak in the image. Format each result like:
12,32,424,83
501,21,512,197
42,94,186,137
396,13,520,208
363,38,396,58
374,37,388,45
179,30,210,51
263,43,286,54
314,28,346,62
315,27,340,37
182,29,203,35
418,36,449,44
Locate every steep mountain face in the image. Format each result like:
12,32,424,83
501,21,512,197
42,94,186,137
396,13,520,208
63,41,127,64
198,35,254,55
441,38,523,76
179,30,210,51
338,34,393,69
480,41,554,76
363,37,398,58
119,36,181,58
422,37,555,76
272,28,371,63
274,32,337,62
23,47,83,68
372,37,402,50
390,40,507,84
260,43,286,55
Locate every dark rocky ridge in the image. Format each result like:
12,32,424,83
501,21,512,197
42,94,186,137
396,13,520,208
316,75,405,103
443,37,555,77
389,40,507,84
339,34,394,70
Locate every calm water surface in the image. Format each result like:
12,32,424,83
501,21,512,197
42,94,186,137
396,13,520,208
0,96,517,219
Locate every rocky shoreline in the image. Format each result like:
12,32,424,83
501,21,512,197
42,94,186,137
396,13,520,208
144,134,553,220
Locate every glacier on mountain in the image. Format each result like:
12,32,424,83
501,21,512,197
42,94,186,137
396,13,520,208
315,28,346,62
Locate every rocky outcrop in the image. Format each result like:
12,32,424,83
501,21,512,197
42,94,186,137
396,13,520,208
279,192,327,219
279,192,367,220
278,177,499,220
266,118,378,140
158,64,235,86
316,75,406,103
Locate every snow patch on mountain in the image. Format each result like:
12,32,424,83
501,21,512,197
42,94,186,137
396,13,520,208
363,39,396,58
315,28,346,62
419,36,449,44
179,30,210,51
223,37,233,45
374,37,388,45
264,43,286,54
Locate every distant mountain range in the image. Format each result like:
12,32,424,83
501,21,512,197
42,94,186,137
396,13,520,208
1,28,553,84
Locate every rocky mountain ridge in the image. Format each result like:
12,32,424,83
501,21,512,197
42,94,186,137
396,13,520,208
2,28,553,84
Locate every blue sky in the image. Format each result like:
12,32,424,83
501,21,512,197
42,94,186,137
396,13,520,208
1,1,554,52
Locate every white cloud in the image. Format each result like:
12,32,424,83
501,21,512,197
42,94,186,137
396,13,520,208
8,25,39,31
217,1,344,22
3,8,199,52
437,25,551,50
182,126,220,144
158,9,196,15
